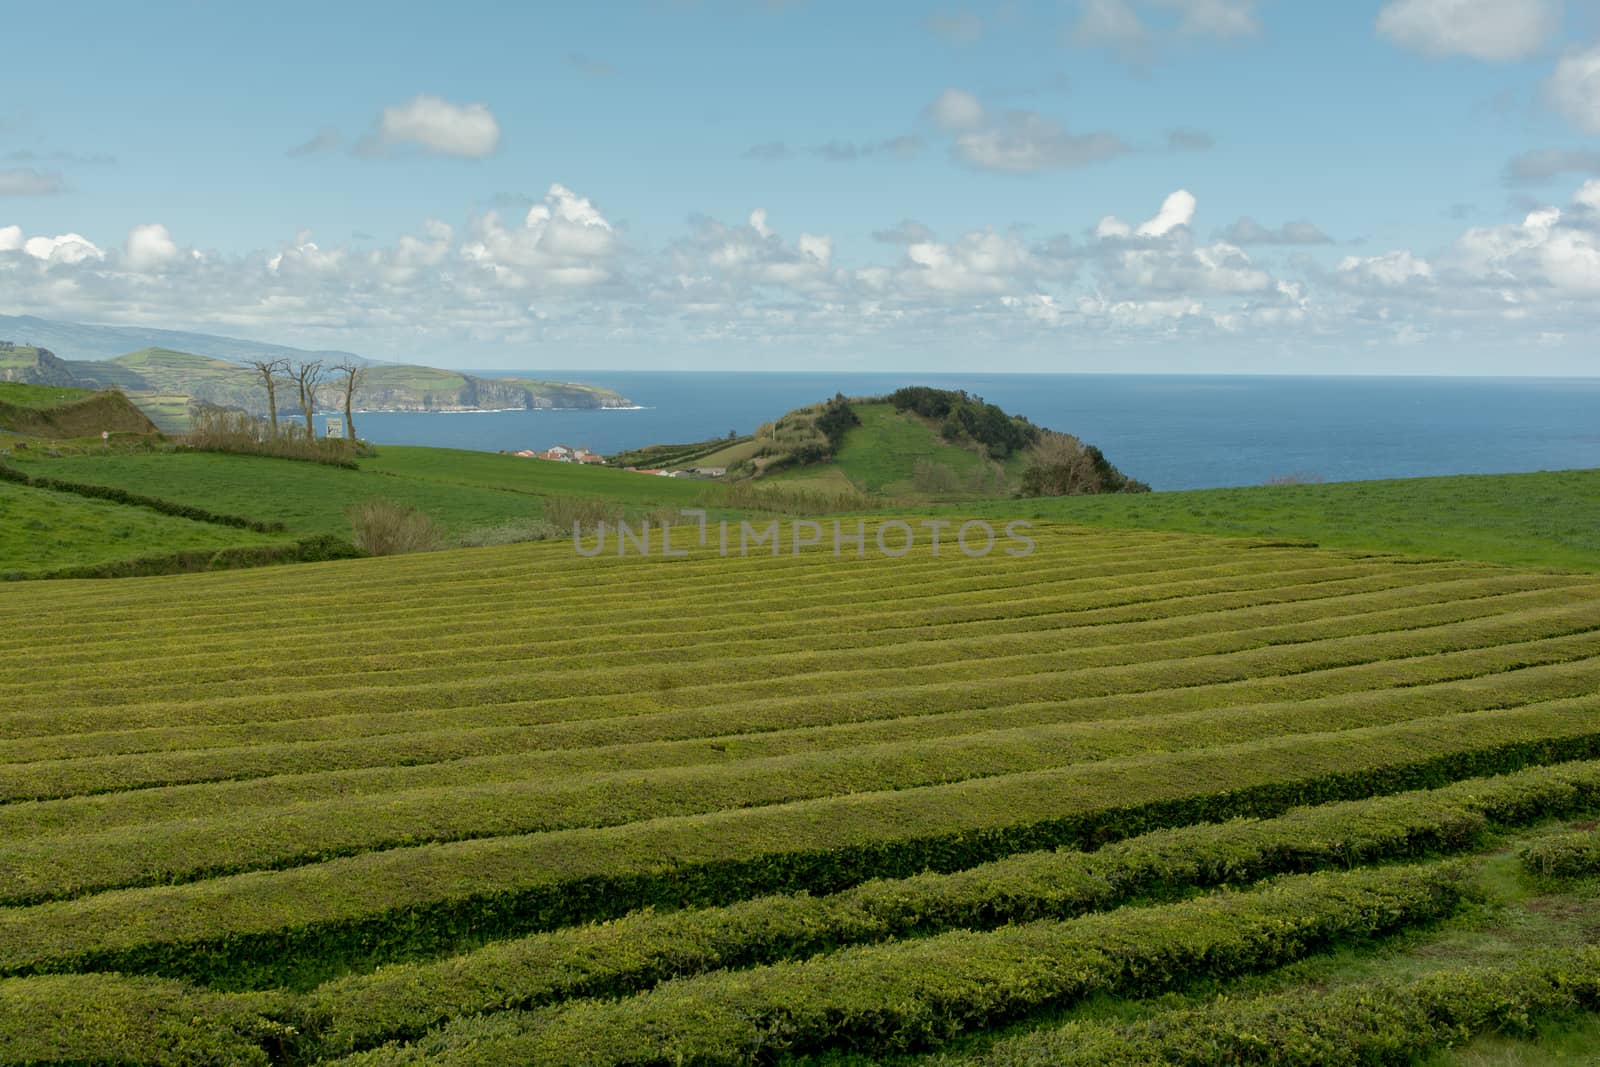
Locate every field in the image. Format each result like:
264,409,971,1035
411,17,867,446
4,445,713,544
2,519,1599,1063
0,481,284,578
906,468,1600,573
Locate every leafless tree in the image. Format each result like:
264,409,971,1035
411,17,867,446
246,358,290,435
331,359,365,441
288,360,325,439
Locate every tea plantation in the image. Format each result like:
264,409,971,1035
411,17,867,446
1,521,1598,1063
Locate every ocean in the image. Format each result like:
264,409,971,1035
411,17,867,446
325,372,1600,493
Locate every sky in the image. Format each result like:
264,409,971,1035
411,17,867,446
2,0,1599,375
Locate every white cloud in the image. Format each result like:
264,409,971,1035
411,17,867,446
0,168,64,196
460,183,618,288
0,224,21,252
1097,189,1197,239
124,224,180,271
20,232,104,265
797,233,832,264
1137,189,1196,236
1575,179,1600,213
1376,0,1559,61
1336,249,1433,288
928,88,984,132
1548,43,1600,134
374,95,500,157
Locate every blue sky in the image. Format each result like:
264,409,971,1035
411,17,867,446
2,0,1599,374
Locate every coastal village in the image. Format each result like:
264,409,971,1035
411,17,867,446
510,443,725,479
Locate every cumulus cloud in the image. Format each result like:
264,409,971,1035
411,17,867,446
0,224,22,252
1336,249,1434,288
1097,189,1197,238
124,224,180,270
1376,0,1560,61
1548,43,1600,134
371,95,501,158
461,183,618,287
1217,216,1333,244
18,232,105,265
0,168,65,196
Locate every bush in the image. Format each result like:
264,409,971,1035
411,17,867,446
1521,829,1600,878
184,405,358,468
346,500,443,556
1019,432,1150,497
455,520,562,548
542,496,622,534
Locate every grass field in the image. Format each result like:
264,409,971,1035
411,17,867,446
0,383,98,411
903,467,1600,572
4,445,712,542
1,521,1599,1062
0,482,285,577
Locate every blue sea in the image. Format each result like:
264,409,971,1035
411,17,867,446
325,373,1600,493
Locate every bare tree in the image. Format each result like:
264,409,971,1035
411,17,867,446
288,360,325,439
246,358,290,435
331,359,366,441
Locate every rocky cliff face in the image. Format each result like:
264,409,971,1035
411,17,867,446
0,347,80,387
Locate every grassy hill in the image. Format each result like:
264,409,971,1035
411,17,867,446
1,521,1599,1061
710,389,1142,504
0,382,158,438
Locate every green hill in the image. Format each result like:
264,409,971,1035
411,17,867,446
0,382,158,438
715,388,1145,503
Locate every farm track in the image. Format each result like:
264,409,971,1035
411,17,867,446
2,520,1598,1064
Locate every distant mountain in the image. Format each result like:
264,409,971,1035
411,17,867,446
0,331,633,432
0,314,386,367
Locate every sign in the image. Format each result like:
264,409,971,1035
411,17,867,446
324,417,345,439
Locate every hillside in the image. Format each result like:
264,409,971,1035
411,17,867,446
2,524,1600,1062
703,388,1145,502
0,382,157,438
0,340,633,430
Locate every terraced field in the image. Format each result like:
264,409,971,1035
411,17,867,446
2,521,1599,1064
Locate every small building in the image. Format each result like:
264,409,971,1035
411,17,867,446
690,466,727,477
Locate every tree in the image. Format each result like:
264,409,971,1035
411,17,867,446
246,358,290,435
288,360,325,439
332,359,365,441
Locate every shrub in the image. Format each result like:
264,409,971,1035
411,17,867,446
542,496,621,534
184,405,358,468
455,520,561,548
346,500,443,556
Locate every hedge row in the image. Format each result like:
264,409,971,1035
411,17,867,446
343,863,1471,1066
17,560,1538,717
11,589,1598,757
1521,829,1600,879
7,566,1543,706
965,947,1600,1066
6,536,362,582
2,705,1599,990
0,974,288,1067
7,649,1597,851
4,558,1449,682
8,625,1590,807
0,460,285,533
10,683,1600,907
291,757,1600,1058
